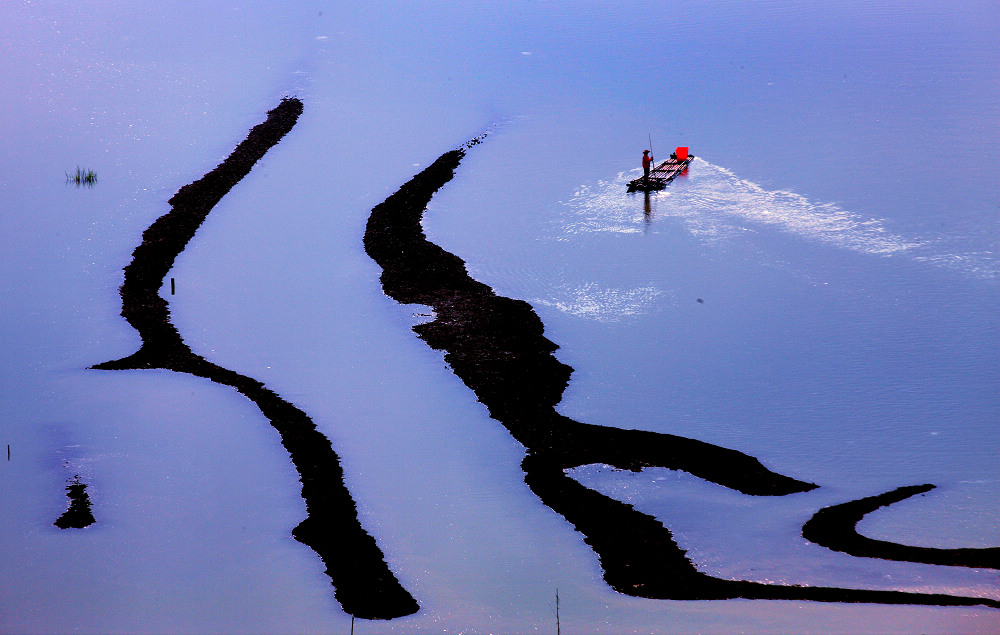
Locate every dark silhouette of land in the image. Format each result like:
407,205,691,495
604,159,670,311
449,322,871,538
804,484,1000,569
87,96,996,617
54,476,96,529
363,140,998,609
92,97,418,620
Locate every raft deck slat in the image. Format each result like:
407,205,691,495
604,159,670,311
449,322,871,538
626,156,693,192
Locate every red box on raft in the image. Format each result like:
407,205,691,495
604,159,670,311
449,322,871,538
675,146,689,160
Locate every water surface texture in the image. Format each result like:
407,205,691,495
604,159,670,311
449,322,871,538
2,1,997,633
364,140,996,609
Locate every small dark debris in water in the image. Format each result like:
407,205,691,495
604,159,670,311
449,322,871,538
696,298,704,304
54,475,95,529
463,133,488,149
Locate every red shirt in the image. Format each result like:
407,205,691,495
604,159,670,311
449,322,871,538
642,154,653,170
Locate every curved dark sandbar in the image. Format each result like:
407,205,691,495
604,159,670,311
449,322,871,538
364,142,999,609
54,476,96,529
803,484,1000,569
92,98,418,620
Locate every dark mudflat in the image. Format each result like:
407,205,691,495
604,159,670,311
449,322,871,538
363,141,998,610
54,477,96,529
804,484,1000,569
93,97,417,620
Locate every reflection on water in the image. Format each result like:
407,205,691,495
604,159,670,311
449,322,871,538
533,281,665,323
643,190,652,231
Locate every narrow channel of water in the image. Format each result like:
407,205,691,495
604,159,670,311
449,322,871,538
2,1,997,633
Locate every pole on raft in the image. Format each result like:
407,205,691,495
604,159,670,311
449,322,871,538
647,133,654,183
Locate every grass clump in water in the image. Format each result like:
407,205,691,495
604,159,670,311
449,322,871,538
67,166,97,187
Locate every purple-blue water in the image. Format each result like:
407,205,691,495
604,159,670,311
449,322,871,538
2,1,997,633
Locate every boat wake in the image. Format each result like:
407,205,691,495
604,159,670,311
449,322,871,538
559,158,997,279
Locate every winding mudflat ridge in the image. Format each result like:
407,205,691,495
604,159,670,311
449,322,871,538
364,140,998,609
92,97,418,620
803,484,1000,569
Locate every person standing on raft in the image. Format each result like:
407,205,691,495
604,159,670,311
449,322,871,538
642,149,653,181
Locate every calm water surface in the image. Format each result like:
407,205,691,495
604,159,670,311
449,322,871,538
1,1,997,633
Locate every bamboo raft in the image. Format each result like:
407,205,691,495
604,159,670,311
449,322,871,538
627,151,693,192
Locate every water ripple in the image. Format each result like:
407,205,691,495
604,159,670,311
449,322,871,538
533,282,665,323
559,158,997,278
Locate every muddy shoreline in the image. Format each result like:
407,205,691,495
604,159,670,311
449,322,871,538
364,141,998,609
804,484,1000,569
92,98,417,620
86,96,996,615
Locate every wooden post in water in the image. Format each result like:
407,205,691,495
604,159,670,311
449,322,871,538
170,278,175,295
556,589,561,635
